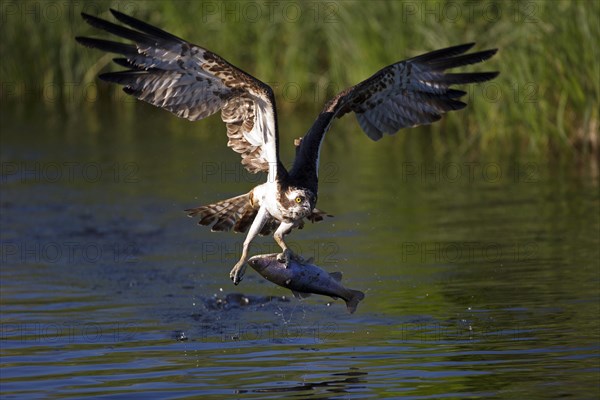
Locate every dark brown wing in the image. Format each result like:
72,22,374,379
290,43,499,189
76,9,279,175
337,43,498,139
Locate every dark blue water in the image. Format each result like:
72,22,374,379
1,106,599,398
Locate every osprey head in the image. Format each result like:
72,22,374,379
281,187,316,220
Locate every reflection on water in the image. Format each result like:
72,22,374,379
1,106,599,398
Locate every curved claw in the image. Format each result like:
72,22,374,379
276,249,291,265
276,249,306,267
229,262,246,285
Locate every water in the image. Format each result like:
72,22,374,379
1,105,599,398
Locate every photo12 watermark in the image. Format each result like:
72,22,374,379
199,161,339,184
0,1,143,24
1,321,138,344
197,239,339,265
401,241,538,264
196,321,339,343
1,240,140,266
400,1,541,24
398,161,540,184
199,1,340,23
396,319,526,343
1,161,139,184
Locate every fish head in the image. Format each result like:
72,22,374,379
247,253,281,272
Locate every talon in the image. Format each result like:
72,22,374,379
229,262,246,285
276,249,306,266
277,249,292,265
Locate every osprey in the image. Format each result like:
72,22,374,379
77,10,498,284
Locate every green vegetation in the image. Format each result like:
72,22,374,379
1,0,598,160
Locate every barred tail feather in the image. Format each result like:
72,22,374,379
185,192,256,233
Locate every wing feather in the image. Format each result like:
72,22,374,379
290,44,498,187
76,9,279,176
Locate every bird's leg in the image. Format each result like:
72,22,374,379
273,221,304,266
230,206,268,285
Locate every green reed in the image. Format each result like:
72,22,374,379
1,0,598,159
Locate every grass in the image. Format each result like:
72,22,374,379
1,0,598,161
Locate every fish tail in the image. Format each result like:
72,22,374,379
345,290,365,314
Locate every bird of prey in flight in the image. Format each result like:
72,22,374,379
77,9,498,284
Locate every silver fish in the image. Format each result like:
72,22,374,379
247,253,365,313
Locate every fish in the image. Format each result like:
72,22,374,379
247,253,365,313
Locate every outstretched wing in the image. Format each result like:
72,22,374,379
76,9,279,176
290,43,498,189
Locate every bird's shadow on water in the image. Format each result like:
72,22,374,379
234,368,368,397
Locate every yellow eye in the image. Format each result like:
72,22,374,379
295,197,302,203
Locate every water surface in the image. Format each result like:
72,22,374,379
1,105,599,398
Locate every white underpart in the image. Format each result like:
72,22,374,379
244,205,269,244
273,220,295,250
254,181,283,221
242,97,279,183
